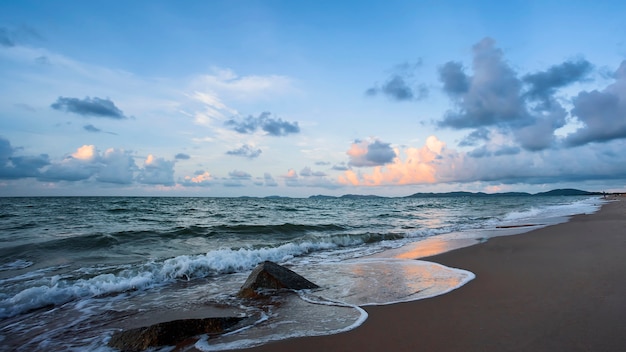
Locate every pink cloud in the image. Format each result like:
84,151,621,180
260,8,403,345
339,136,445,186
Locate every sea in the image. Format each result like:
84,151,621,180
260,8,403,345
0,195,604,351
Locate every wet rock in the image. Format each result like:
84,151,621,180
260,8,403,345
107,316,243,352
238,260,319,298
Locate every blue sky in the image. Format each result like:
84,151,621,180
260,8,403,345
1,0,626,197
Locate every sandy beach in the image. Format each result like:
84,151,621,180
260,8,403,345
238,198,626,352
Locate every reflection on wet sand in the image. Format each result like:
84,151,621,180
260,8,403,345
310,258,474,306
370,236,479,260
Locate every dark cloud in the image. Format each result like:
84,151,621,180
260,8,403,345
514,103,567,151
137,156,175,185
439,38,527,129
332,163,349,171
382,75,427,101
39,156,99,182
281,168,341,189
439,61,469,96
314,161,330,166
0,25,41,47
0,137,50,179
458,128,490,147
175,153,190,160
96,149,136,184
84,124,101,133
300,166,327,177
35,56,50,65
364,140,396,165
0,27,15,47
264,173,278,187
348,139,396,167
467,146,491,158
523,59,592,103
51,96,128,119
83,124,117,135
365,87,378,96
39,146,137,184
440,139,626,186
225,112,300,136
493,145,521,156
367,60,428,101
226,144,262,158
564,62,626,146
229,170,252,179
438,38,600,152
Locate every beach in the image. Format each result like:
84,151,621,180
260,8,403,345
0,196,612,350
239,197,626,352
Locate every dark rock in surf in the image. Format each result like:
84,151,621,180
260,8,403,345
238,260,319,298
107,316,243,352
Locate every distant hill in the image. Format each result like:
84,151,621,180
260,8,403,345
533,189,602,196
405,191,532,198
340,194,385,199
308,188,601,200
308,195,337,200
309,194,394,199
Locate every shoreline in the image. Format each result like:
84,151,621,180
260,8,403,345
236,197,626,352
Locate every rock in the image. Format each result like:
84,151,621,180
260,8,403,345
238,261,319,298
107,316,244,352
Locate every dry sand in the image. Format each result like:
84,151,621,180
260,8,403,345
238,198,626,352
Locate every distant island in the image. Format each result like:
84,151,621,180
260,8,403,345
306,188,604,200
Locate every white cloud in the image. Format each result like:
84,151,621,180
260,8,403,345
137,154,175,185
97,148,136,184
193,67,294,102
39,145,137,184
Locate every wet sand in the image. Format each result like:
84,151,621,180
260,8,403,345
238,198,626,352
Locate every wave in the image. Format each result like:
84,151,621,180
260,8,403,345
495,197,602,225
0,236,363,319
211,223,346,236
0,259,33,271
106,207,130,213
37,233,121,251
1,196,601,320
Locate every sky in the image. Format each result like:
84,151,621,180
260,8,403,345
1,0,626,197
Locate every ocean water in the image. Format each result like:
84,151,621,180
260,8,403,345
0,195,603,351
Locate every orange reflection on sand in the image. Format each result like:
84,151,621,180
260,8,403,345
394,238,459,259
340,258,466,304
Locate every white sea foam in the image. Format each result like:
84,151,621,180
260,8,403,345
0,259,33,271
492,196,602,227
193,257,472,351
0,239,365,318
194,293,368,352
